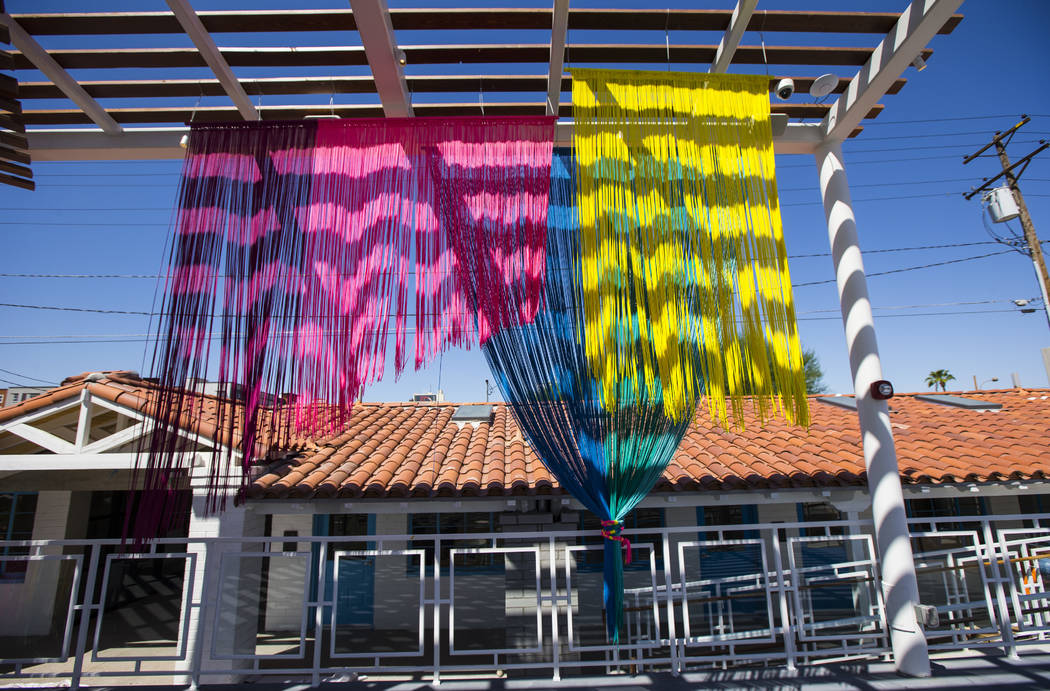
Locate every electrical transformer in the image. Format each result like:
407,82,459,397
985,185,1021,223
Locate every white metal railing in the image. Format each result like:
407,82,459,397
0,514,1048,687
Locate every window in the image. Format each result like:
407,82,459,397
0,493,38,583
906,497,987,553
906,497,986,531
1020,494,1050,528
409,512,499,572
577,508,665,571
327,513,373,555
798,502,846,536
696,505,760,561
698,505,758,536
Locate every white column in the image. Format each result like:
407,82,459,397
815,140,930,677
176,494,265,685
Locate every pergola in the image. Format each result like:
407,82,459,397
0,0,964,677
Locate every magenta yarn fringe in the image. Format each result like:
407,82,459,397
137,117,554,536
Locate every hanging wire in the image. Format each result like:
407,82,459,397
665,9,671,72
979,198,1029,256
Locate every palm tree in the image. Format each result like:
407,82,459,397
925,369,956,392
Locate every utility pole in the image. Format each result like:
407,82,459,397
964,116,1050,329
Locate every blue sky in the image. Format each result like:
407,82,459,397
1,0,1048,401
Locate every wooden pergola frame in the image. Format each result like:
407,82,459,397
0,0,967,679
0,2,961,168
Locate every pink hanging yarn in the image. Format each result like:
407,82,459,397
139,117,554,534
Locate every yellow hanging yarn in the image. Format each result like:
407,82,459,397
571,68,809,429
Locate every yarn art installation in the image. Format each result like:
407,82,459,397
139,116,555,535
483,69,807,641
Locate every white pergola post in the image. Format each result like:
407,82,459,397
815,140,930,677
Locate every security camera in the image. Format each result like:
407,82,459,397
775,78,795,100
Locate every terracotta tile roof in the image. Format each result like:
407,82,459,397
0,371,249,450
249,388,1050,499
4,373,1048,498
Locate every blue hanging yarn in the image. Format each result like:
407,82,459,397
482,150,698,642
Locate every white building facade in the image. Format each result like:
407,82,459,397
2,374,1050,685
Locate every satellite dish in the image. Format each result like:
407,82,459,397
809,73,838,99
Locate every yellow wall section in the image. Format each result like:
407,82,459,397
570,68,808,429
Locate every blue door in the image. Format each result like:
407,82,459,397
696,505,761,584
696,506,764,624
312,514,375,627
329,556,374,627
796,503,852,621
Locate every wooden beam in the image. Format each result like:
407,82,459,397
74,389,92,452
0,143,30,164
349,0,411,118
16,74,906,101
11,46,366,69
0,111,23,132
0,159,32,178
23,101,883,126
0,398,81,434
0,12,122,134
0,170,33,190
164,0,259,120
26,121,833,162
0,453,140,471
0,93,22,114
6,422,76,454
27,127,190,161
711,0,758,73
11,44,931,70
9,9,964,35
0,129,27,150
545,0,569,117
0,72,18,98
81,422,146,455
822,0,962,142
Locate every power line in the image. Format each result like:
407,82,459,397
793,249,1016,287
844,139,1046,154
782,191,964,206
796,308,1018,320
0,376,40,387
780,178,984,192
7,174,1044,205
0,308,1027,346
0,245,1024,315
843,130,1050,142
789,240,1046,258
0,187,1020,224
3,298,1022,337
796,298,1020,314
1,241,1034,280
0,222,169,227
859,114,1050,125
0,302,151,315
0,368,58,386
0,208,171,212
776,153,1014,169
33,173,179,178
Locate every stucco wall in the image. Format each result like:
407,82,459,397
0,491,74,638
263,513,312,632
